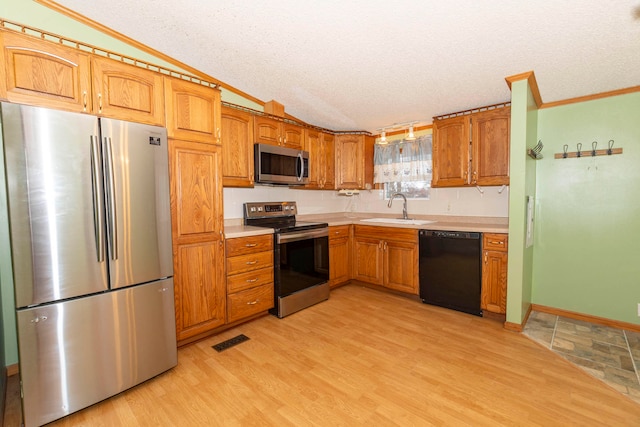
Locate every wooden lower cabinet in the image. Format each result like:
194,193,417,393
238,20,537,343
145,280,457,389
328,225,352,288
352,225,418,295
481,233,508,314
225,234,275,323
174,241,226,339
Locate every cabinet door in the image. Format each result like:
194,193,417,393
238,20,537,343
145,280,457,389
169,140,224,341
91,57,164,125
254,115,281,145
0,31,91,112
164,77,221,144
282,123,304,149
384,240,419,294
432,115,470,187
472,107,510,186
221,106,254,187
353,236,383,285
169,140,222,239
336,134,363,189
305,129,322,188
174,241,225,340
321,133,336,189
329,236,351,287
481,250,508,314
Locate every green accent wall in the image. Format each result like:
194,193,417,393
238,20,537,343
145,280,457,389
506,79,538,324
533,92,640,324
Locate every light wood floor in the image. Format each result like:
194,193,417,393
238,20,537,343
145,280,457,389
5,284,640,426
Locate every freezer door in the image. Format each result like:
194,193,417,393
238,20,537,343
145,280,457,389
100,118,173,288
1,103,109,308
17,279,177,427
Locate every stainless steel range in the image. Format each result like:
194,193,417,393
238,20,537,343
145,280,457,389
244,202,329,317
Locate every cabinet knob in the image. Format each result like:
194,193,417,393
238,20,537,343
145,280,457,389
98,93,103,113
246,278,258,283
245,243,257,247
82,91,88,112
246,260,258,265
247,299,259,305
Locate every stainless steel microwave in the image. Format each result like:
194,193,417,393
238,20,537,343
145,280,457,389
254,143,309,185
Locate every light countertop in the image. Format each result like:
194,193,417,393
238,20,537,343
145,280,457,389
224,213,508,238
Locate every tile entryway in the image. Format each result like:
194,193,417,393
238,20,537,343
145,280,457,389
523,311,640,404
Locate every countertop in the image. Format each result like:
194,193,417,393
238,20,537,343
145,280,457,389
224,213,508,238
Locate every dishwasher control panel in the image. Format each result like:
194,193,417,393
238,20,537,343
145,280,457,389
420,230,480,240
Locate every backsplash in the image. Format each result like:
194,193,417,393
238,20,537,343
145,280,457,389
223,185,509,219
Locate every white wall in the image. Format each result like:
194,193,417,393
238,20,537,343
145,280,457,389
223,185,509,219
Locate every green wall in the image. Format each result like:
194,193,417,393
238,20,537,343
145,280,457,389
533,92,640,324
506,79,538,325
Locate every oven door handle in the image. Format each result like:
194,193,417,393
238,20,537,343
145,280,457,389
277,228,329,244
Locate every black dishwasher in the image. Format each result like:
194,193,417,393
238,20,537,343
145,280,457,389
419,230,482,316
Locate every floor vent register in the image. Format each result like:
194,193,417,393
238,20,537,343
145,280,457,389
212,334,250,352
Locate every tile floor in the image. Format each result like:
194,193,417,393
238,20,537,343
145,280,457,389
523,311,640,404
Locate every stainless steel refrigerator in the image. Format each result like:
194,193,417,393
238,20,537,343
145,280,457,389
0,102,177,427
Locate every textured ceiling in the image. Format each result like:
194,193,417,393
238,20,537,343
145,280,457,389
55,0,640,132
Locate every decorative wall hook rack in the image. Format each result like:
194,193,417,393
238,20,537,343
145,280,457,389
554,140,623,159
527,140,543,159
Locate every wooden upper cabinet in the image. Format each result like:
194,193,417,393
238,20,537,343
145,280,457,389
164,77,221,144
0,30,91,112
335,134,362,189
253,115,304,150
432,115,470,187
306,129,322,188
472,107,510,186
335,134,374,190
169,140,223,240
221,106,254,187
91,56,164,125
282,123,303,149
321,133,336,189
254,115,281,145
305,130,336,190
432,105,510,188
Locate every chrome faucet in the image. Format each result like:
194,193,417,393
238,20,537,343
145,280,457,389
388,193,410,220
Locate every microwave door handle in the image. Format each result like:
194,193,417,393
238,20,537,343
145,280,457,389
297,152,304,182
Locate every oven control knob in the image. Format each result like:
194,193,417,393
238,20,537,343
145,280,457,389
257,207,263,212
250,207,256,212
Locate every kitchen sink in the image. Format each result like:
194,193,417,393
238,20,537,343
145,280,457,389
360,218,435,225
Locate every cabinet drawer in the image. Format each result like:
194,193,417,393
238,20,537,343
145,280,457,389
227,267,273,294
226,251,273,275
226,234,273,257
227,283,274,323
329,225,350,241
483,233,508,252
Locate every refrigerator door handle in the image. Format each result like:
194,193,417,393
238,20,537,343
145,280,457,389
90,136,105,262
105,136,118,261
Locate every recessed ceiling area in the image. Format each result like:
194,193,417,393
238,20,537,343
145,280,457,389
53,0,640,132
